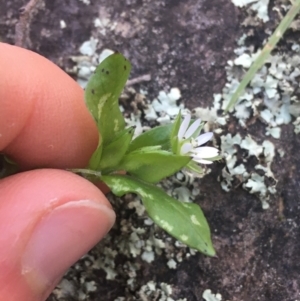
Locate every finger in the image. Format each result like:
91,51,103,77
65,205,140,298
0,169,115,301
0,43,98,169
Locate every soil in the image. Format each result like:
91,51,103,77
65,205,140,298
1,1,300,301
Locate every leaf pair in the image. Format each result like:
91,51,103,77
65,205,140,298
118,147,190,183
120,122,189,182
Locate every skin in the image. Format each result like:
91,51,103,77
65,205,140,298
0,43,116,301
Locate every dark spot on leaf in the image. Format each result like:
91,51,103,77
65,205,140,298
102,68,105,72
205,242,208,247
124,65,127,70
106,71,109,75
91,89,95,94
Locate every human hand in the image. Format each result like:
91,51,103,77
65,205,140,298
0,43,116,301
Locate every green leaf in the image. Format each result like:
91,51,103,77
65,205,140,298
128,124,172,152
118,148,190,183
186,160,203,175
84,52,131,145
99,128,134,170
101,175,215,256
170,111,182,154
88,137,103,170
0,155,19,179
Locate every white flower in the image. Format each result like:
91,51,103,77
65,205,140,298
178,114,219,164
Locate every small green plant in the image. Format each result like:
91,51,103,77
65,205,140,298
74,52,221,256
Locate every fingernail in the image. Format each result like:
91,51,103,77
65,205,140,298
21,200,115,298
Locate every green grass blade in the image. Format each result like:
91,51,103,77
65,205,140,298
225,0,300,113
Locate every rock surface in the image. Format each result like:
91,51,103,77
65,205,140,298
1,1,300,301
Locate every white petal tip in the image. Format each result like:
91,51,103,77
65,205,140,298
178,114,191,140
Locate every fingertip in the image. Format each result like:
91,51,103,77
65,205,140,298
0,43,98,169
0,169,115,301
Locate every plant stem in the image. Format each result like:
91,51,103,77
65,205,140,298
15,0,42,47
126,74,151,86
225,0,300,113
68,169,102,178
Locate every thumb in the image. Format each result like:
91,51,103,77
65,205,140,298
0,169,115,301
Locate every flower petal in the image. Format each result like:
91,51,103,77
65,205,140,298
191,146,219,158
178,114,191,140
180,142,193,155
196,132,213,146
184,118,201,139
192,158,214,164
